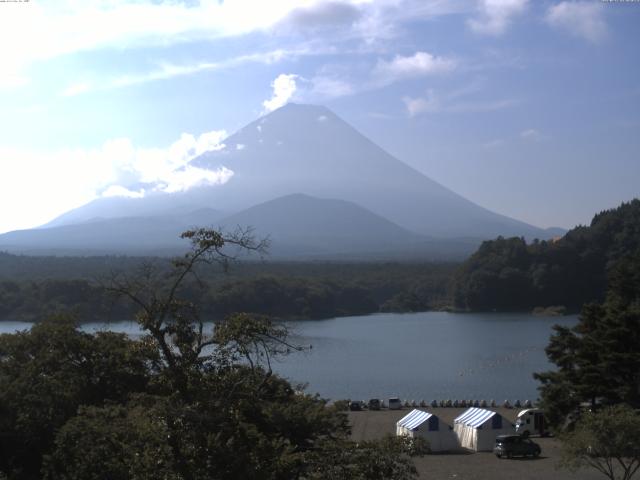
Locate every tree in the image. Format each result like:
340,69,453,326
302,435,429,480
0,316,154,479
535,249,640,429
39,227,425,480
560,405,640,480
453,199,640,312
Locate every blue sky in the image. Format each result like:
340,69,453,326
0,0,639,233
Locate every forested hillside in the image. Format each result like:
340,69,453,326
452,199,640,311
0,259,455,322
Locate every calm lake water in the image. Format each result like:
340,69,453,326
0,312,577,402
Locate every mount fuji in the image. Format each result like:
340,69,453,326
0,103,559,258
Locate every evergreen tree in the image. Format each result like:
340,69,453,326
535,249,640,429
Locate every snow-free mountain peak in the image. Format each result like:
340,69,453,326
4,103,560,257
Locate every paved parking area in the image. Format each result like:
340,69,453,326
348,409,603,480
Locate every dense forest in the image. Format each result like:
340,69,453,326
0,256,455,322
452,199,640,311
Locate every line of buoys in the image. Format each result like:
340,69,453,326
416,399,536,409
339,397,537,410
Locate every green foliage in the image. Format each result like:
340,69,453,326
0,316,153,478
302,435,428,480
560,405,640,480
205,275,378,319
453,199,640,311
535,249,640,429
0,228,426,480
0,261,455,322
43,400,178,480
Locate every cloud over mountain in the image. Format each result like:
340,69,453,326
263,74,300,113
0,129,230,234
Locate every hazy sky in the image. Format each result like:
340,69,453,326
1,0,639,234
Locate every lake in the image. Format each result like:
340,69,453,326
0,312,576,402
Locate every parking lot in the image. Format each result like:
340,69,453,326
348,408,604,480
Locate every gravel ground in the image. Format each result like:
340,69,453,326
348,408,603,480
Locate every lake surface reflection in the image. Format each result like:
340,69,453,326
0,311,576,402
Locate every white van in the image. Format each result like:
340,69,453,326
515,408,549,436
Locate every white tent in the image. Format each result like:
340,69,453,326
396,409,459,452
453,407,515,452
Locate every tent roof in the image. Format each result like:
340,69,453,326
397,409,433,431
454,407,497,428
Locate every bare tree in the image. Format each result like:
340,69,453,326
106,226,281,393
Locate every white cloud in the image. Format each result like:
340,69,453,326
102,185,145,199
56,49,300,95
374,51,456,86
545,1,607,43
0,129,230,234
155,165,234,194
402,85,519,117
310,75,355,99
467,0,528,36
0,1,477,91
0,0,336,89
263,73,299,113
403,91,439,117
283,1,362,30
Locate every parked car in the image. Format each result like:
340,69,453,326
388,397,402,410
368,398,381,410
349,400,364,411
494,435,541,459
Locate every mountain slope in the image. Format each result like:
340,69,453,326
0,209,222,255
43,103,551,241
216,193,424,257
193,103,550,239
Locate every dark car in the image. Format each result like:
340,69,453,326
494,435,541,459
368,398,381,410
349,401,364,411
